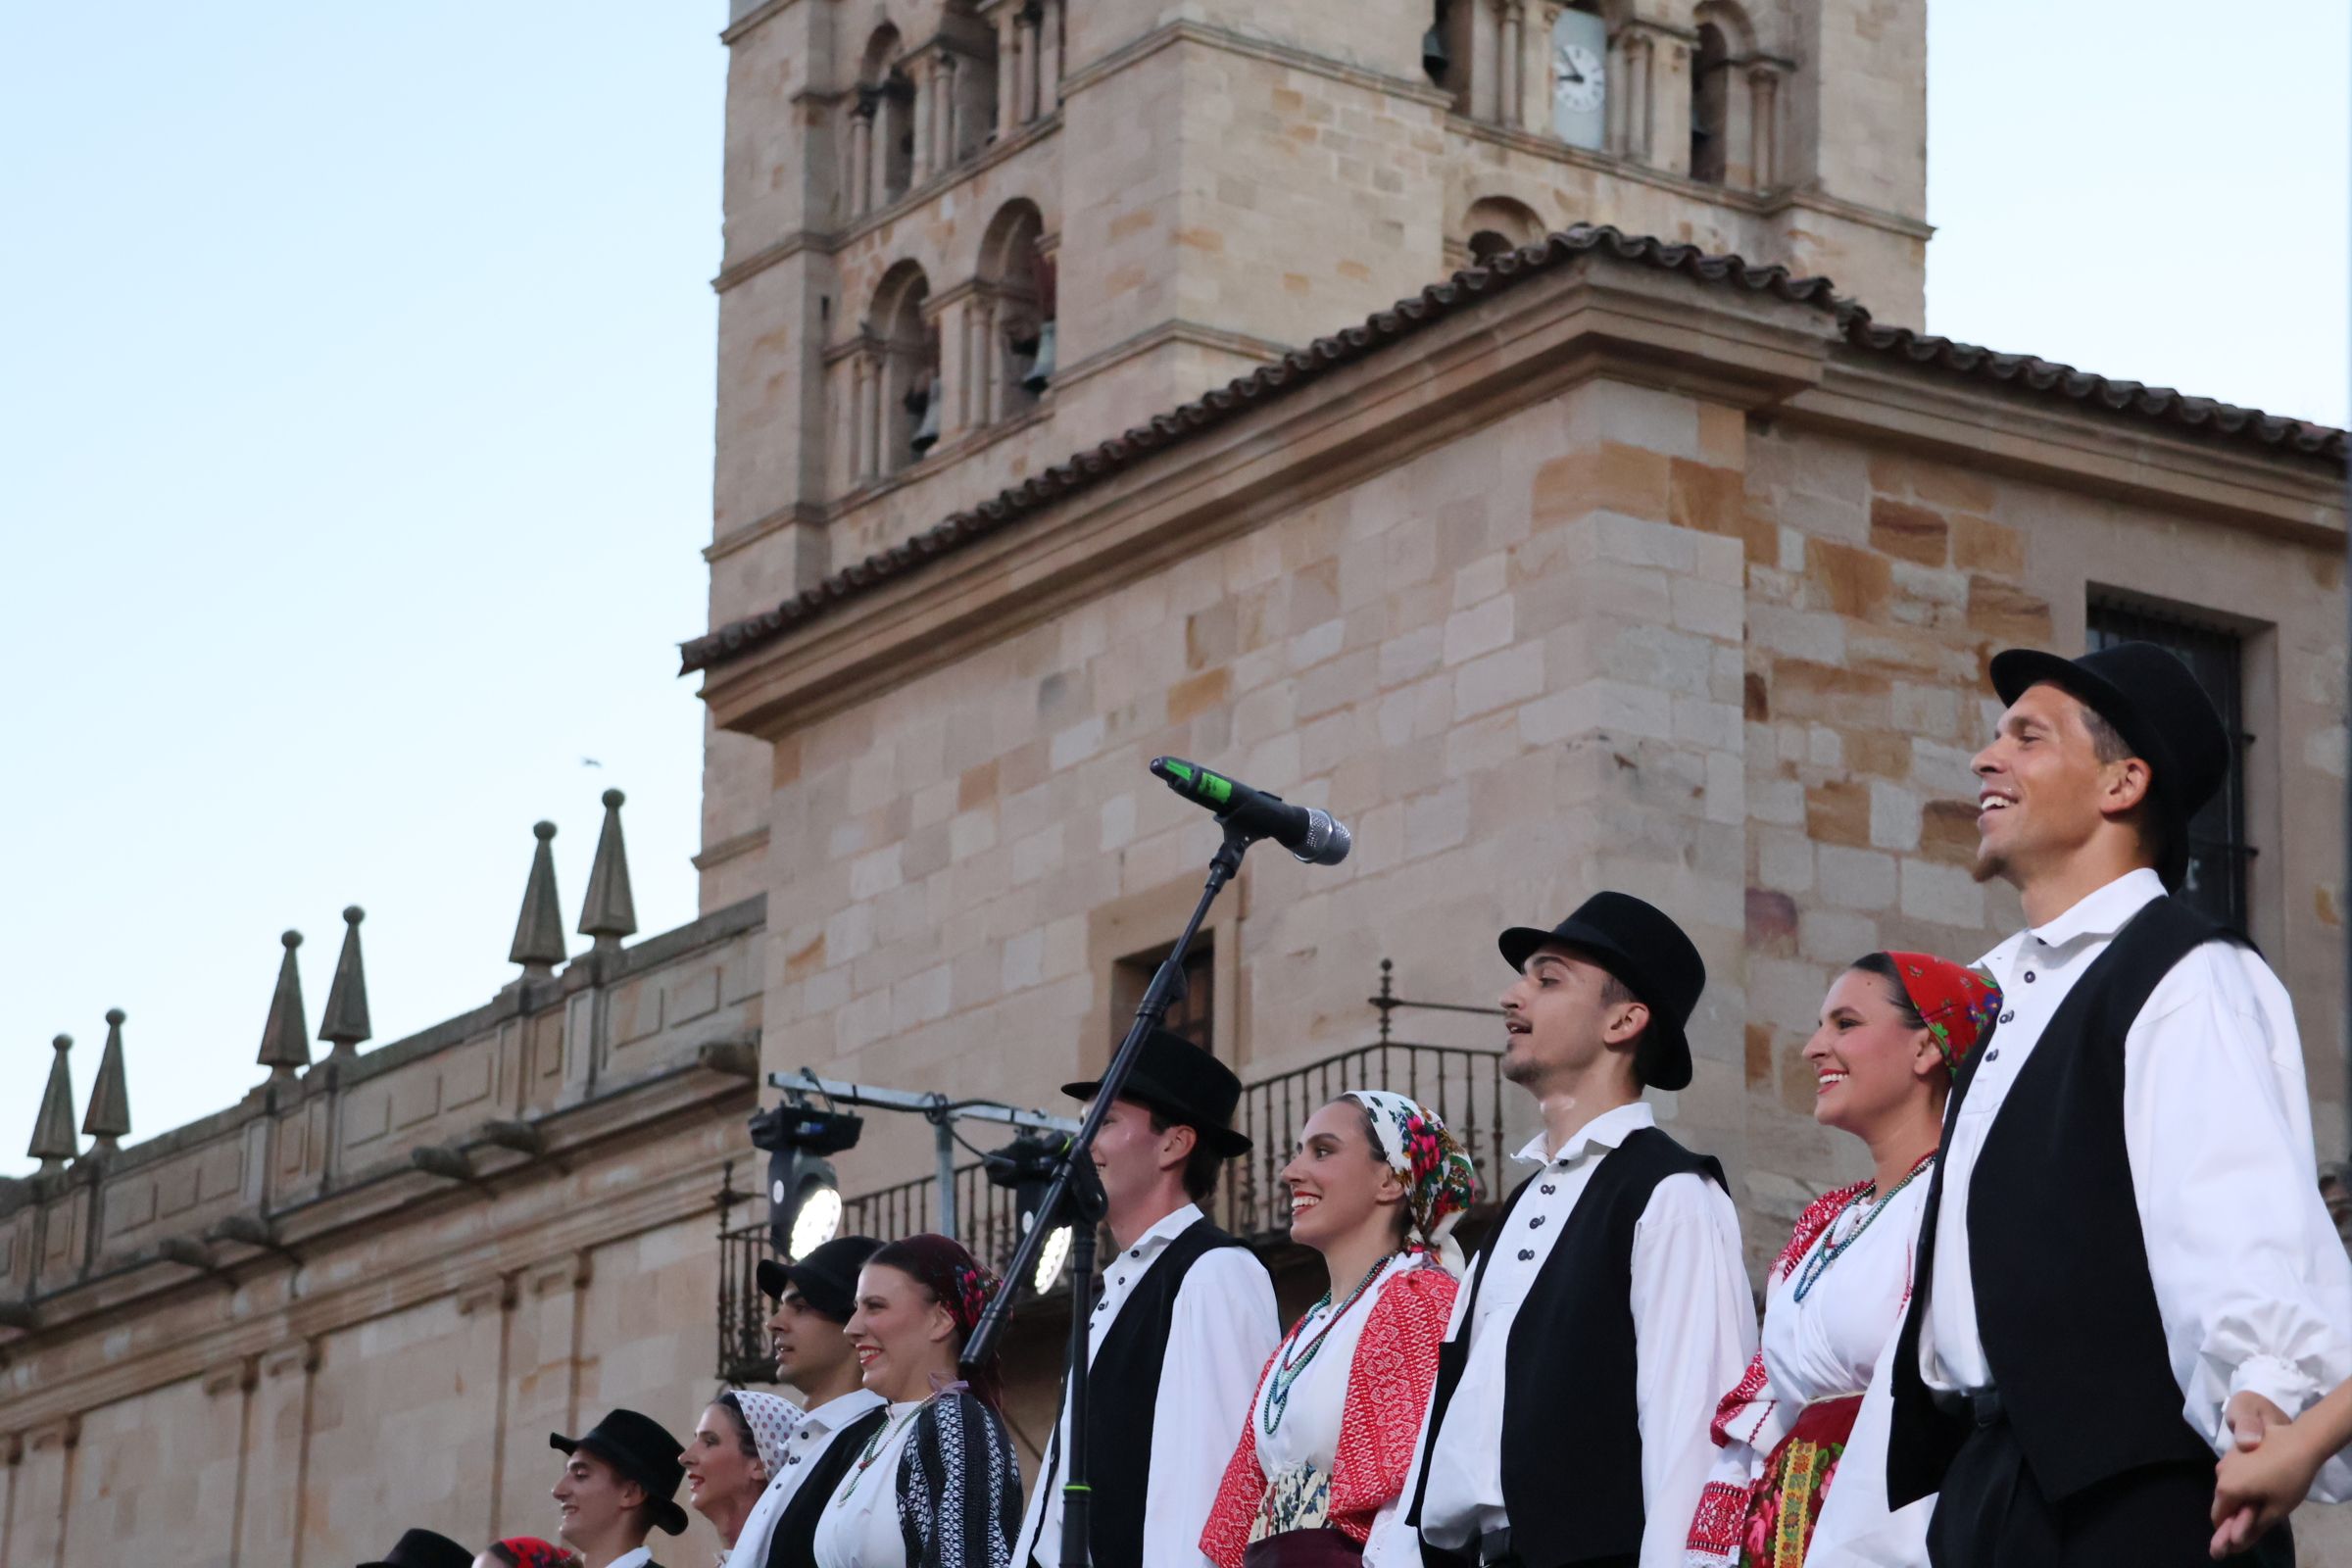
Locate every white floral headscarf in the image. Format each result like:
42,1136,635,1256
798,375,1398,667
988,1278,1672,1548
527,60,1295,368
1342,1090,1479,1274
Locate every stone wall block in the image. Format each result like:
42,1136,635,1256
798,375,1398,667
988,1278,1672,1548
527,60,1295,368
1802,537,1892,618
1867,497,1949,564
1805,779,1871,847
1952,514,2024,575
1965,575,2054,644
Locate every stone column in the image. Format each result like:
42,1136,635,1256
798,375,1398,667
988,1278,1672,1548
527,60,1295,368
996,9,1019,135
1746,64,1780,189
498,1255,591,1538
1039,0,1062,111
202,1355,259,1566
1521,2,1560,136
1018,3,1043,122
237,1340,318,1567
1651,33,1692,174
943,56,963,168
1497,2,1523,125
1466,0,1501,122
976,296,1001,426
937,297,968,445
850,355,872,482
1623,31,1652,163
909,57,933,184
849,97,875,219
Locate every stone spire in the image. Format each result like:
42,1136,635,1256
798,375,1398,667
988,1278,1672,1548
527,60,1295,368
82,1009,131,1153
27,1034,78,1173
318,906,373,1059
577,790,638,953
257,930,312,1080
508,821,567,977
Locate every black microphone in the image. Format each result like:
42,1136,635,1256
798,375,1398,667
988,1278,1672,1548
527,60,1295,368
1149,757,1353,865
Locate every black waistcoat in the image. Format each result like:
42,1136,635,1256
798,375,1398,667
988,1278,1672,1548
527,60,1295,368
1409,1125,1723,1568
1888,896,2238,1507
1082,1216,1258,1568
765,1402,890,1568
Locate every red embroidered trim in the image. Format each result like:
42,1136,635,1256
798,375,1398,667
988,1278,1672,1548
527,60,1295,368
1686,1477,1750,1561
1770,1180,1871,1281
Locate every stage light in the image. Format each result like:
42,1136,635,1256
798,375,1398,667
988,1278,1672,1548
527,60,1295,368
749,1104,864,1259
986,1131,1074,1294
1029,1221,1073,1294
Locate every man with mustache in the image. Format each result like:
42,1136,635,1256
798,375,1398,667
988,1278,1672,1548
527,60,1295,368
1886,642,2352,1566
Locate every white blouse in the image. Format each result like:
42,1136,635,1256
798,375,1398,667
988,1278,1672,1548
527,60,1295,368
1700,1176,1933,1568
810,1397,928,1568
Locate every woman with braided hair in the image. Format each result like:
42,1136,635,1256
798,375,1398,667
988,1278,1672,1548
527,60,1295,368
1201,1091,1478,1568
809,1234,1023,1568
1684,952,2000,1568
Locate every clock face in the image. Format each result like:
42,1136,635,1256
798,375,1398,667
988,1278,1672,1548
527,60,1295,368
1553,42,1605,114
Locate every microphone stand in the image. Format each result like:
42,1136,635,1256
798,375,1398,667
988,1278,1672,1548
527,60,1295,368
961,821,1253,1568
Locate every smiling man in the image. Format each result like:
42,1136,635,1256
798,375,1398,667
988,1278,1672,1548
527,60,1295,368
740,1235,886,1568
1012,1028,1280,1568
1405,892,1753,1568
549,1407,689,1568
1886,641,2352,1567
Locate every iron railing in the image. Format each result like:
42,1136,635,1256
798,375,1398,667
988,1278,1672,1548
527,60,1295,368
714,961,1505,1377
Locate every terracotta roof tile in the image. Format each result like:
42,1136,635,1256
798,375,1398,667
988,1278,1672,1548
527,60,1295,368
682,224,2345,674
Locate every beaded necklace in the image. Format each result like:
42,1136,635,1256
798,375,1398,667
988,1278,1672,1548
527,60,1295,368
1259,1254,1398,1436
1789,1152,1935,1304
839,1395,935,1499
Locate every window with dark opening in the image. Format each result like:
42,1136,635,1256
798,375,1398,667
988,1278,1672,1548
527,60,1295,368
1113,937,1216,1056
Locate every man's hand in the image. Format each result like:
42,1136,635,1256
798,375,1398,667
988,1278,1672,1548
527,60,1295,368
2212,1410,2325,1559
2226,1391,2291,1451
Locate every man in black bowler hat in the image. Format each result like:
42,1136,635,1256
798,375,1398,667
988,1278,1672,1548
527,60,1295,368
1405,891,1753,1568
355,1527,473,1568
550,1407,689,1568
743,1235,888,1568
1885,641,2352,1566
1011,1027,1280,1568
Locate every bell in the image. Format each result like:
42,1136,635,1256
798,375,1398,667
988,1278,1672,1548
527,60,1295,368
1021,319,1056,394
1422,21,1450,82
909,376,942,456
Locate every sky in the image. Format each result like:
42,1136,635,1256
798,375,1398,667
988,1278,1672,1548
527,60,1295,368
2,2,2344,1175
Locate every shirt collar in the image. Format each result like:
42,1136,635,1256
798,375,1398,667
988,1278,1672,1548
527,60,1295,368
2025,867,2166,950
1123,1201,1204,1257
801,1387,885,1434
1512,1099,1657,1166
608,1549,654,1568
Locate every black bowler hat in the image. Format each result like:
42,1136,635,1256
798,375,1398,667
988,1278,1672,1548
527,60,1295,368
757,1234,883,1322
1498,892,1708,1092
1062,1028,1251,1155
1989,641,2229,892
356,1529,473,1568
550,1408,689,1536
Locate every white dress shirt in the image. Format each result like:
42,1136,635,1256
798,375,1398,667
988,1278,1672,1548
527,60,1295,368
1013,1202,1282,1568
730,1387,888,1567
1412,1101,1755,1568
1921,868,2352,1498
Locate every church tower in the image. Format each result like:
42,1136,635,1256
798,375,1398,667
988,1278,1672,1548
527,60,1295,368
695,0,1929,906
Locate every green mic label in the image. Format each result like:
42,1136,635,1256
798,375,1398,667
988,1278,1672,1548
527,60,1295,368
1200,771,1233,805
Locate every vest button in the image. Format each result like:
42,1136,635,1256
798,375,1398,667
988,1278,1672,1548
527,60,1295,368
1540,1184,1556,1195
1985,1048,2000,1062
1517,1249,1536,1261
1528,1215,1544,1229
2022,970,2035,983
1998,1010,2014,1024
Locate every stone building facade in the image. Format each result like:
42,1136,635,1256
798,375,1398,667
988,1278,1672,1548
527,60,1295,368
8,0,2351,1563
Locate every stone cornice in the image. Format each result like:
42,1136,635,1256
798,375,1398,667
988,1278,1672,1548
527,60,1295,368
1787,356,2348,546
699,261,1837,738
718,0,798,48
1062,20,1456,112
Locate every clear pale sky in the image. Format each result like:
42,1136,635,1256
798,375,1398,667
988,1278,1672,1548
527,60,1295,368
3,1,2344,1175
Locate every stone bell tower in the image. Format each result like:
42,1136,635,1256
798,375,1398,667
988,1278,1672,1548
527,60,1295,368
694,0,1928,908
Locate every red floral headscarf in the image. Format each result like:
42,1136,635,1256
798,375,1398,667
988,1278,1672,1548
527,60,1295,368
1882,950,2003,1070
867,1233,1005,1408
491,1540,578,1568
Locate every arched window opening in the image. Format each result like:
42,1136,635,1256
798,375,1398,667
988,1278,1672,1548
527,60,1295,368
1460,195,1544,267
978,202,1054,421
1690,24,1730,183
846,26,914,216
872,266,937,473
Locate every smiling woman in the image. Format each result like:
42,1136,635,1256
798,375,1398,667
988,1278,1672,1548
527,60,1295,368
1687,953,2001,1568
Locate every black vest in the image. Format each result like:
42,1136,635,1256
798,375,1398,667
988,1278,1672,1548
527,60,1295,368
1080,1216,1260,1568
765,1402,890,1568
1888,897,2238,1506
1410,1125,1724,1568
